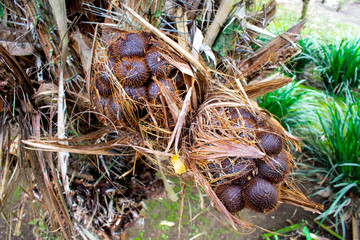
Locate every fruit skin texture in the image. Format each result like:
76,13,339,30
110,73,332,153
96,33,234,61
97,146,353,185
123,85,147,102
221,158,255,184
94,71,112,97
104,96,124,125
229,108,257,139
244,177,279,214
256,131,283,156
114,57,149,87
145,47,171,78
215,184,245,213
147,79,176,103
257,154,290,185
108,32,147,59
229,108,256,129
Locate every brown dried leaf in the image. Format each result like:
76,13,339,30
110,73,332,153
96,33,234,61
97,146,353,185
190,140,264,160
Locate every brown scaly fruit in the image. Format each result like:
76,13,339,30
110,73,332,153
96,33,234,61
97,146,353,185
229,108,257,129
104,96,124,125
215,184,245,213
114,57,149,87
145,46,171,78
257,153,290,185
147,79,176,103
256,130,283,156
94,70,112,97
244,177,279,214
107,32,147,60
229,107,257,140
123,85,148,102
221,158,255,184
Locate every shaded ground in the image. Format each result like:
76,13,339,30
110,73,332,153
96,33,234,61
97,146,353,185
0,187,36,240
275,0,360,39
127,179,327,240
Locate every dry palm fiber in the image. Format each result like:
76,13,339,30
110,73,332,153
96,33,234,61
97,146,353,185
88,5,322,233
185,83,323,229
0,0,324,238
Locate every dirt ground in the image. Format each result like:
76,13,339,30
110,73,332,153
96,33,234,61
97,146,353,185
127,181,326,240
1,1,359,240
279,0,360,24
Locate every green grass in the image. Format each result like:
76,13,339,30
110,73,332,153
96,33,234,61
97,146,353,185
292,34,360,95
299,91,360,239
267,3,360,41
257,80,323,132
316,36,360,94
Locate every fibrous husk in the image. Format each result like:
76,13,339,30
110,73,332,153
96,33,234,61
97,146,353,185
184,83,322,229
7,0,324,238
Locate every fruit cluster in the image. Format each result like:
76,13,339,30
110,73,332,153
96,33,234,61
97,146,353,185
91,32,185,126
205,107,291,214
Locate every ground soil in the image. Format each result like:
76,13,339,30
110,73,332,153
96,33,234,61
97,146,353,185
128,181,328,240
276,0,360,33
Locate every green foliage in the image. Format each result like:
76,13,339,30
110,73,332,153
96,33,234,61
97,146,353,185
317,36,360,94
292,37,318,72
0,2,3,20
302,226,312,240
292,35,360,94
257,80,318,131
301,91,360,239
261,220,316,240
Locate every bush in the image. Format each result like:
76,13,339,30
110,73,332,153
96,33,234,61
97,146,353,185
291,37,319,72
300,91,360,238
293,35,360,94
257,80,320,132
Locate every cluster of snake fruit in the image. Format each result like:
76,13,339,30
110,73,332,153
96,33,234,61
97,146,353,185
91,31,291,216
91,32,185,126
206,107,291,214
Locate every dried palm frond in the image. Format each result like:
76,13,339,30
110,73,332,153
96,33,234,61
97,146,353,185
0,0,324,238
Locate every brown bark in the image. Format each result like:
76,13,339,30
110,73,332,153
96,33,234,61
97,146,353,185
301,0,311,19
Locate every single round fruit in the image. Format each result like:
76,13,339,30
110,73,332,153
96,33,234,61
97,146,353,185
108,32,147,59
215,184,245,213
257,155,290,184
256,131,283,156
123,85,147,102
229,108,257,129
278,150,291,163
222,158,255,184
94,71,112,97
145,47,171,78
147,79,176,103
244,177,279,213
169,69,185,90
104,96,124,125
114,57,149,87
92,94,107,122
